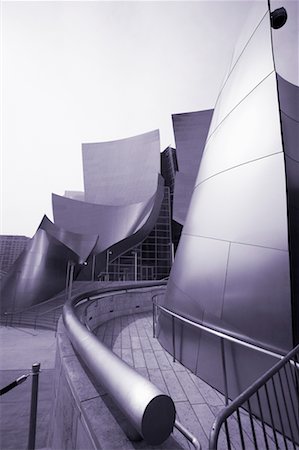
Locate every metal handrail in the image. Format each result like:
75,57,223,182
174,420,201,450
78,285,201,449
209,344,299,449
62,281,180,446
152,298,297,364
152,296,299,449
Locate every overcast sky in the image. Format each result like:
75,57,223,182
1,1,271,237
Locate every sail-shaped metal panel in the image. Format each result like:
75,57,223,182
82,130,160,205
158,0,297,411
172,111,212,225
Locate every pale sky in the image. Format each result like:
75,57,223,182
1,1,267,237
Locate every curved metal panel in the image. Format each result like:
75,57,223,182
82,130,160,205
229,4,268,72
172,111,213,178
209,10,274,135
172,173,194,225
277,74,299,122
184,153,289,251
277,76,299,345
53,188,156,254
280,111,299,162
64,190,85,201
165,234,229,322
197,73,282,185
78,175,165,280
39,215,98,263
172,110,212,225
223,243,292,352
158,1,295,422
0,229,80,313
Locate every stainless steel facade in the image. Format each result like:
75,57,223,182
0,227,80,313
1,131,163,311
172,110,213,225
107,185,172,281
158,0,298,412
82,130,160,206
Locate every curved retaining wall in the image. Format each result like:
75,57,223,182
49,284,166,450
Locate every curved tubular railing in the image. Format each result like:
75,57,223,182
152,299,296,363
209,344,299,450
153,298,299,449
62,281,177,446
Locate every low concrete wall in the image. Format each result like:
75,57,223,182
83,287,160,331
49,285,165,449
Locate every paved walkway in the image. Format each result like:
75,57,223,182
0,326,56,450
95,312,298,450
95,311,227,450
1,309,295,450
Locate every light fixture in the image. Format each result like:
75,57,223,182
270,7,287,29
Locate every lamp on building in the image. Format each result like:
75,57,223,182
270,7,287,29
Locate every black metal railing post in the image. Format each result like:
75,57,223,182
28,362,40,450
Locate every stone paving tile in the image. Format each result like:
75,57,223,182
148,368,169,395
175,401,209,450
143,349,159,370
148,335,164,351
138,335,152,350
192,403,217,439
105,319,115,334
113,334,122,349
164,351,187,372
176,370,206,404
96,323,106,340
113,319,122,334
189,372,224,406
132,348,146,368
131,335,141,349
122,348,134,366
113,347,122,358
161,370,187,402
154,350,172,370
103,333,113,349
135,367,149,379
128,322,139,338
121,334,131,349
